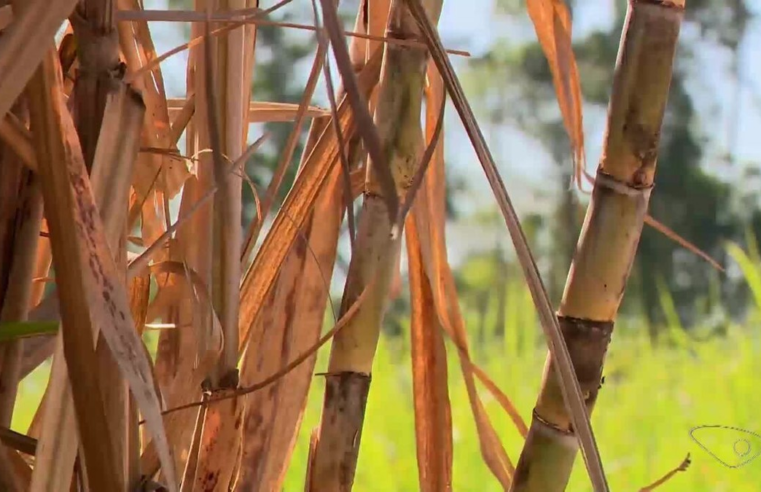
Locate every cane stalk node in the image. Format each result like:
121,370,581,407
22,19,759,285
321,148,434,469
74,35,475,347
69,8,122,77
530,411,578,446
534,316,614,430
595,170,653,197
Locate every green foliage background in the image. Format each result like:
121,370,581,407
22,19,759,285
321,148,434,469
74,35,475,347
12,241,761,491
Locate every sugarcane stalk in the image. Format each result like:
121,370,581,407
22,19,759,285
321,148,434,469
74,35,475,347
309,1,442,490
208,0,253,385
510,1,685,490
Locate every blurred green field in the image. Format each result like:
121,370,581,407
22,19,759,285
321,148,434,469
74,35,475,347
10,244,761,491
16,312,759,491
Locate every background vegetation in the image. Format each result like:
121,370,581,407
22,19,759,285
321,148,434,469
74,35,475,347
3,0,761,490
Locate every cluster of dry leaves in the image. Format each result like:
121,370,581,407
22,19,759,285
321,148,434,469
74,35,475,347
0,0,700,491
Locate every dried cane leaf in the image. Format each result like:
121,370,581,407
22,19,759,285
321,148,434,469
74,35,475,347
639,454,691,492
117,0,191,199
237,166,344,491
238,49,382,351
411,62,514,487
28,47,177,491
405,2,608,489
526,0,586,187
29,336,77,492
241,37,327,260
406,217,452,492
0,0,78,121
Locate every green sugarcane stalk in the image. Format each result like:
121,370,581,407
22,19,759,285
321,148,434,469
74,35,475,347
510,1,685,490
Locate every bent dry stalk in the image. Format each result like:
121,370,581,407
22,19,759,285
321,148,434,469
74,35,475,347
309,1,443,490
510,1,686,490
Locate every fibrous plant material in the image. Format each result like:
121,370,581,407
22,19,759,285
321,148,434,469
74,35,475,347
406,215,453,492
309,1,443,490
409,64,514,489
235,3,376,486
405,0,610,488
237,50,383,353
0,77,39,492
0,119,42,430
510,1,686,491
27,44,177,491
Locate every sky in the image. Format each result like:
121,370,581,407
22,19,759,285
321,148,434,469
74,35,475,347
141,0,761,265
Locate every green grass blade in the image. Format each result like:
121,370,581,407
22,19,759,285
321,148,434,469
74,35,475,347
0,322,58,343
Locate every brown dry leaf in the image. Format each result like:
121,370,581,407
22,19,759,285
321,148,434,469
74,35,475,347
4,447,31,487
303,428,319,492
0,0,78,121
241,38,327,260
0,5,12,31
129,273,151,337
367,0,391,59
411,64,513,489
28,47,177,491
406,3,608,489
189,389,243,491
643,215,723,271
179,393,208,491
28,46,123,491
247,101,330,122
29,337,77,492
406,216,453,492
165,98,330,122
117,0,191,199
471,365,528,439
147,261,223,364
0,114,37,171
139,259,223,480
526,0,586,186
169,94,196,145
237,49,382,351
122,1,294,86
236,165,344,491
0,445,27,491
150,269,374,422
639,454,691,492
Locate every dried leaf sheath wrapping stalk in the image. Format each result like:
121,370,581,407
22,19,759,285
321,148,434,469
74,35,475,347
510,2,685,491
310,1,443,490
